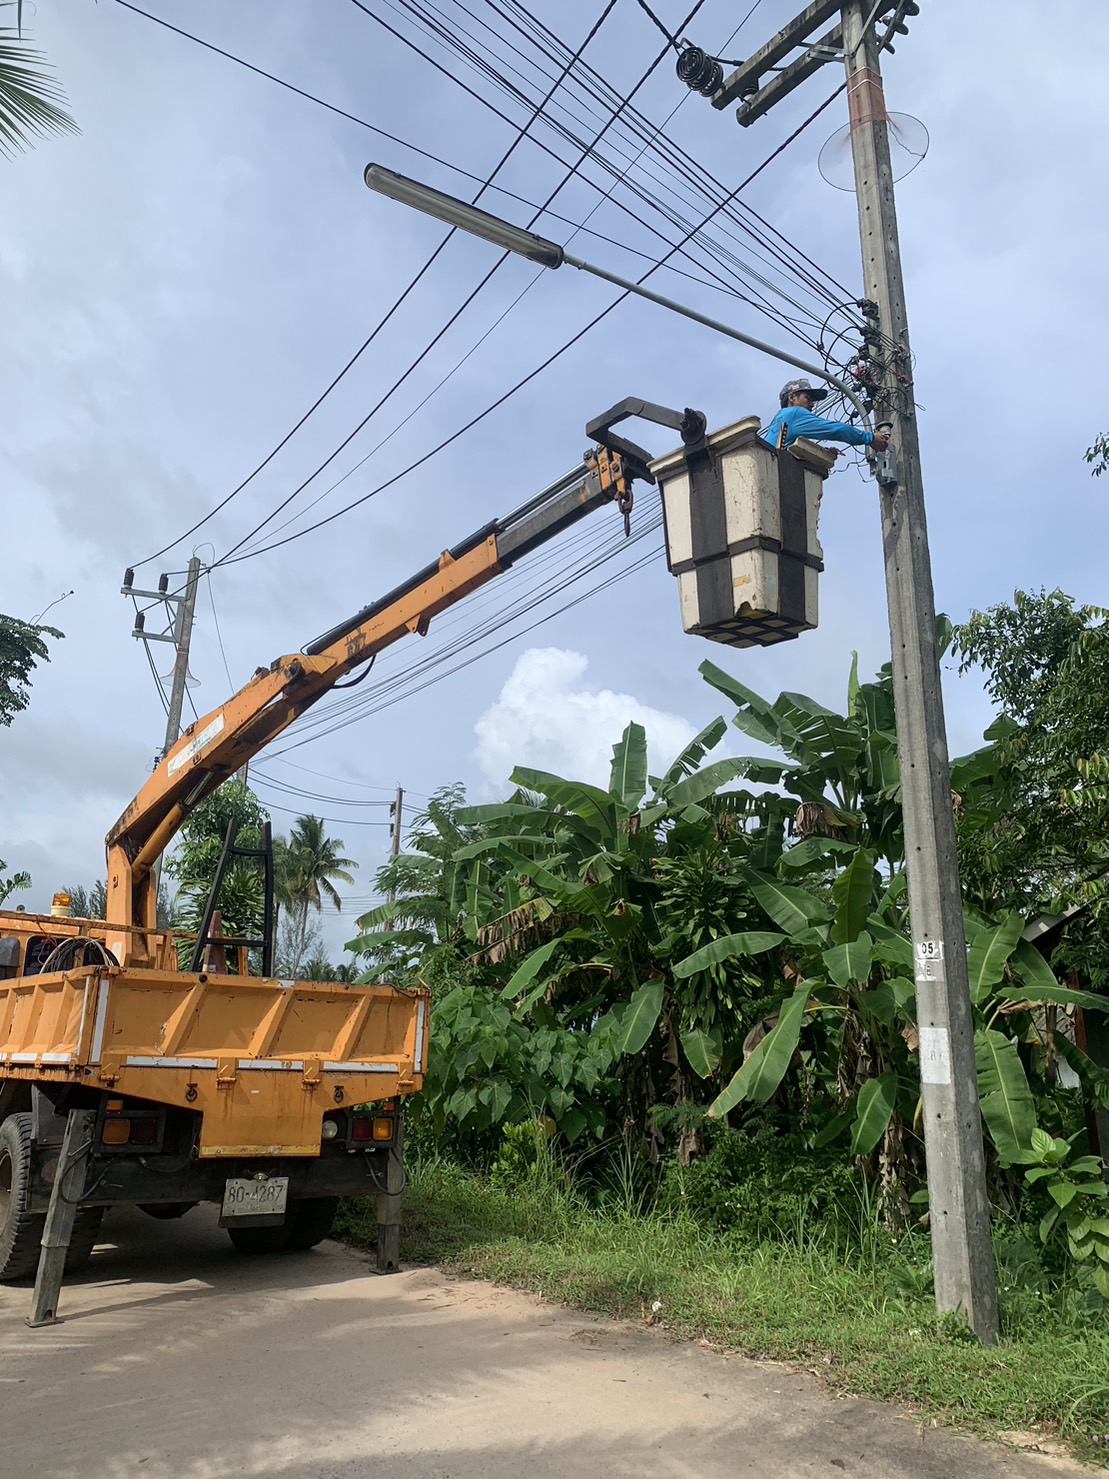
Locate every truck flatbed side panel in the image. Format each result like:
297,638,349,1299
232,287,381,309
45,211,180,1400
0,968,428,1155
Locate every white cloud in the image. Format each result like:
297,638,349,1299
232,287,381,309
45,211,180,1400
473,647,697,794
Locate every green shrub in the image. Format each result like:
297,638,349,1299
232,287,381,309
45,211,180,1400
659,1122,858,1241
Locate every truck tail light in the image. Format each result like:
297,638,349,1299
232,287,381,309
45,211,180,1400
97,1100,165,1152
102,1118,131,1145
349,1113,394,1145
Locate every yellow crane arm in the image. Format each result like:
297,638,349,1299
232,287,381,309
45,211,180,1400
106,449,632,948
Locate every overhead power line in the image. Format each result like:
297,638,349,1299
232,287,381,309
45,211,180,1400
403,0,850,317
209,76,848,571
121,0,626,570
203,0,709,570
122,0,848,580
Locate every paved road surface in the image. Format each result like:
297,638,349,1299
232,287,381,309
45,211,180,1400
0,1206,1090,1478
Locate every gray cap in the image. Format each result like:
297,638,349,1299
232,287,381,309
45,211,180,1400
779,377,829,407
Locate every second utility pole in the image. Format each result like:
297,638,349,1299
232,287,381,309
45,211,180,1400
163,557,202,765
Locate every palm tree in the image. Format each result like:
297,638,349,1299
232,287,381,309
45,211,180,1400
275,816,358,977
0,9,78,158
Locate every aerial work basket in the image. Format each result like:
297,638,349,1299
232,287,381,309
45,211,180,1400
652,415,836,649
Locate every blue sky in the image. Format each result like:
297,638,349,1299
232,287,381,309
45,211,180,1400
3,1,1106,951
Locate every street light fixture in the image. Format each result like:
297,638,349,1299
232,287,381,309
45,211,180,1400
364,164,872,432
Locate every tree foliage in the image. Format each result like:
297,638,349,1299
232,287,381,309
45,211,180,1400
1085,434,1109,479
0,859,31,907
167,780,270,966
0,11,78,158
0,614,61,728
63,880,107,920
953,589,1109,979
274,814,357,978
348,637,1109,1282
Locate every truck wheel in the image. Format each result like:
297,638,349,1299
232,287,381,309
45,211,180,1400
65,1207,105,1273
226,1222,291,1254
139,1202,198,1221
284,1197,338,1251
0,1113,46,1280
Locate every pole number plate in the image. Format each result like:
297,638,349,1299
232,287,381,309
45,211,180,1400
221,1176,289,1219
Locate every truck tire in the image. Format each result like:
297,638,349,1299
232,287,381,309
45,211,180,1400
0,1113,44,1280
139,1202,198,1220
284,1197,338,1251
225,1197,339,1255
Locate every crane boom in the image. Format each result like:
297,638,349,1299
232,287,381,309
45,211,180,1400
105,448,634,959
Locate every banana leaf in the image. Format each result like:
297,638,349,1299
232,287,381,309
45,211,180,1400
609,722,648,811
741,869,832,936
681,1025,723,1079
612,980,665,1056
659,716,728,785
850,1070,898,1157
708,981,811,1116
673,931,786,978
499,937,563,1002
823,930,875,988
975,1028,1037,1165
967,912,1025,1003
831,848,878,944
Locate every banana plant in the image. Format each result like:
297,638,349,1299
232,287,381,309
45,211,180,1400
428,722,784,1147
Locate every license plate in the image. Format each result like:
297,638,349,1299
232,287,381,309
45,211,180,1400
221,1176,289,1219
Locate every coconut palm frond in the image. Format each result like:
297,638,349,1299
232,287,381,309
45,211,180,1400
0,30,79,158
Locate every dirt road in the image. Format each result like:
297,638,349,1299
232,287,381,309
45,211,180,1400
0,1206,1089,1478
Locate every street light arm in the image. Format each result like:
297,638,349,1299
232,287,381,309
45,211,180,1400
364,163,871,431
560,252,871,430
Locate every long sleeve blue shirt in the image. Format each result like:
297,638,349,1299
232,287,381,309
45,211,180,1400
764,406,874,449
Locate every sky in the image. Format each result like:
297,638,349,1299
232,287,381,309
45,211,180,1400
3,0,1106,957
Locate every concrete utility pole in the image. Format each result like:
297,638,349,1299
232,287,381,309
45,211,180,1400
390,786,405,862
362,0,998,1339
386,785,404,918
840,1,996,1341
712,1,998,1341
122,556,203,903
162,557,202,764
123,556,203,765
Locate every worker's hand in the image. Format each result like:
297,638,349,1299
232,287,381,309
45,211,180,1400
872,429,890,454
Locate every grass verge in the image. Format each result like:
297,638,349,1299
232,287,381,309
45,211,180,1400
336,1158,1109,1466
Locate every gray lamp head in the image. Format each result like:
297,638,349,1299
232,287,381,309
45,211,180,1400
364,164,565,269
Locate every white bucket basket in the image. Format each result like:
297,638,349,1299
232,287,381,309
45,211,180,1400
651,415,837,649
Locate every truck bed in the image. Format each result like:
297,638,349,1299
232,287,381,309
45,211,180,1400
0,912,427,1156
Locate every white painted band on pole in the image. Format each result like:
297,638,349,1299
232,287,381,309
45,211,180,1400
918,1026,953,1086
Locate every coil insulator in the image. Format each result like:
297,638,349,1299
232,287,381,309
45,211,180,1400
676,47,723,98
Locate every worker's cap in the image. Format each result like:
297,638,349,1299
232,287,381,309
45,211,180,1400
779,378,829,407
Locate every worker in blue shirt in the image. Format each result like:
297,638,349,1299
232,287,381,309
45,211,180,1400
764,378,889,456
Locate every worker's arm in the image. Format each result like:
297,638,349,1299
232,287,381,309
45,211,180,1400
776,408,875,447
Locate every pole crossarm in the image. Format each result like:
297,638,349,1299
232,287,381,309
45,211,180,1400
733,26,842,126
712,0,842,109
